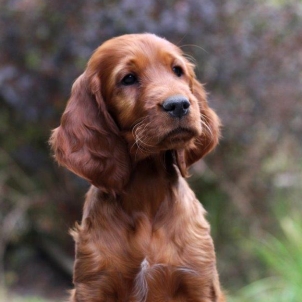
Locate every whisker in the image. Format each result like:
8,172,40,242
182,53,197,65
130,119,160,161
201,119,213,138
134,122,155,148
129,118,151,159
179,44,208,54
130,116,147,128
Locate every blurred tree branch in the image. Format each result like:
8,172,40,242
0,149,38,292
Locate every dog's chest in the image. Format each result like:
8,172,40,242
84,179,212,268
76,183,215,300
110,199,214,300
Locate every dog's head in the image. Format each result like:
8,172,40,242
50,34,220,194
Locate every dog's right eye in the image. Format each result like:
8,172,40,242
121,74,137,86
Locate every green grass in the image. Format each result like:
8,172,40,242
229,213,302,302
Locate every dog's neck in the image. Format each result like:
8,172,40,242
82,151,183,223
121,151,180,219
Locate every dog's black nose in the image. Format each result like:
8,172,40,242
162,95,190,118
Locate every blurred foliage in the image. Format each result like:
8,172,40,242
229,212,302,302
0,289,57,302
0,0,302,299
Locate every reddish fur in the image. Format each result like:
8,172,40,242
50,33,225,302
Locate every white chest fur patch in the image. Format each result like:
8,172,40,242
132,258,150,302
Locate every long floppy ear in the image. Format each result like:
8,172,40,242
176,79,221,176
49,73,131,195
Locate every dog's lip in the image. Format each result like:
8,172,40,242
162,127,195,141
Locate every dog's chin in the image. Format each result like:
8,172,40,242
123,127,197,161
159,127,196,150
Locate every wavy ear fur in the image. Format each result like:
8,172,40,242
50,73,131,195
176,79,221,176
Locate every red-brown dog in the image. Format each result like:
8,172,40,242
50,33,225,302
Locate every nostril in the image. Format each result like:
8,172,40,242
162,95,190,118
163,101,177,112
183,100,190,110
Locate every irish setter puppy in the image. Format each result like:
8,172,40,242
50,33,225,302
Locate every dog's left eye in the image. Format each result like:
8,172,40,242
121,74,137,86
172,66,183,77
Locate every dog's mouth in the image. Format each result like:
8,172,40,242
161,127,196,144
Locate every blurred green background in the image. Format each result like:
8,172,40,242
0,0,301,301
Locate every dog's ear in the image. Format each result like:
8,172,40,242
176,79,221,177
50,73,131,195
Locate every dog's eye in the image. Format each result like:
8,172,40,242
121,74,137,86
172,66,183,77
